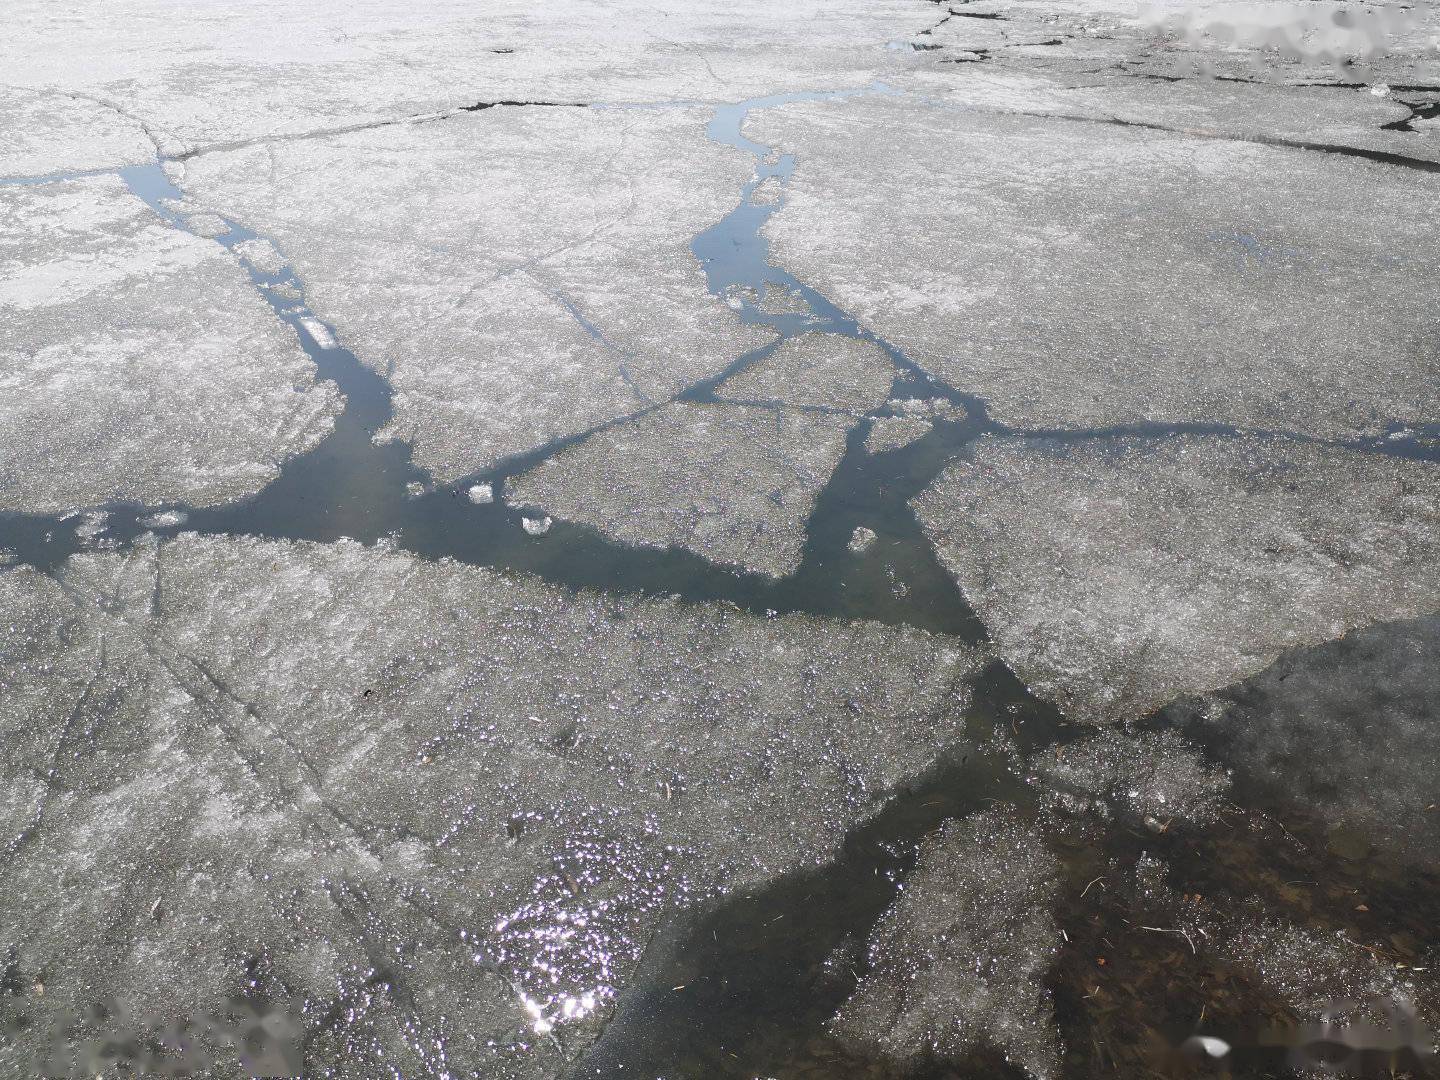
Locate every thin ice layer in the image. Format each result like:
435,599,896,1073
0,176,340,514
0,534,981,1077
0,88,156,178
833,806,1062,1079
1171,614,1440,867
179,106,774,481
506,402,855,578
751,94,1440,438
912,435,1440,723
715,332,895,413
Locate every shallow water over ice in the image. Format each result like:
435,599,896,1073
3,83,1440,1080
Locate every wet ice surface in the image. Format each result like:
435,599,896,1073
5,0,1440,1075
0,176,340,515
914,434,1440,724
0,535,981,1076
752,93,1440,438
179,106,772,483
832,807,1063,1079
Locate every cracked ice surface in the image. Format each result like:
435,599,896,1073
0,0,938,157
1172,614,1440,867
912,435,1440,724
179,106,774,481
890,63,1440,165
0,89,155,179
751,94,1440,438
712,331,895,414
507,403,856,578
0,176,340,515
832,807,1063,1079
0,534,980,1077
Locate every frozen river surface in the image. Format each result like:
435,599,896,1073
2,0,1440,1076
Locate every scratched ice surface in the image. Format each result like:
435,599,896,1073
0,176,340,516
177,106,773,482
913,435,1440,724
832,807,1063,1079
752,94,1440,438
0,535,981,1076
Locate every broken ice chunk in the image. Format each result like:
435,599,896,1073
183,212,229,238
0,176,340,515
0,88,154,178
507,402,856,578
521,514,552,536
298,317,338,350
913,434,1440,723
137,510,188,529
864,415,929,454
467,482,495,505
0,535,985,1076
232,237,288,276
1032,728,1229,829
178,106,774,482
833,806,1062,1079
715,332,894,413
752,95,1440,438
847,526,877,554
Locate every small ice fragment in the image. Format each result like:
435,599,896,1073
467,483,494,505
270,281,303,301
848,526,877,554
233,237,287,276
185,212,229,238
522,515,552,536
298,317,338,350
75,512,108,541
1183,1035,1231,1058
138,510,188,529
1370,83,1392,97
406,481,426,498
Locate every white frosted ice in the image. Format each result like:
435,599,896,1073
913,435,1440,723
0,176,340,514
520,515,552,536
180,106,774,481
847,526,878,555
0,0,944,155
467,482,494,505
833,806,1062,1079
507,402,857,578
0,534,983,1076
0,88,156,178
751,94,1440,439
